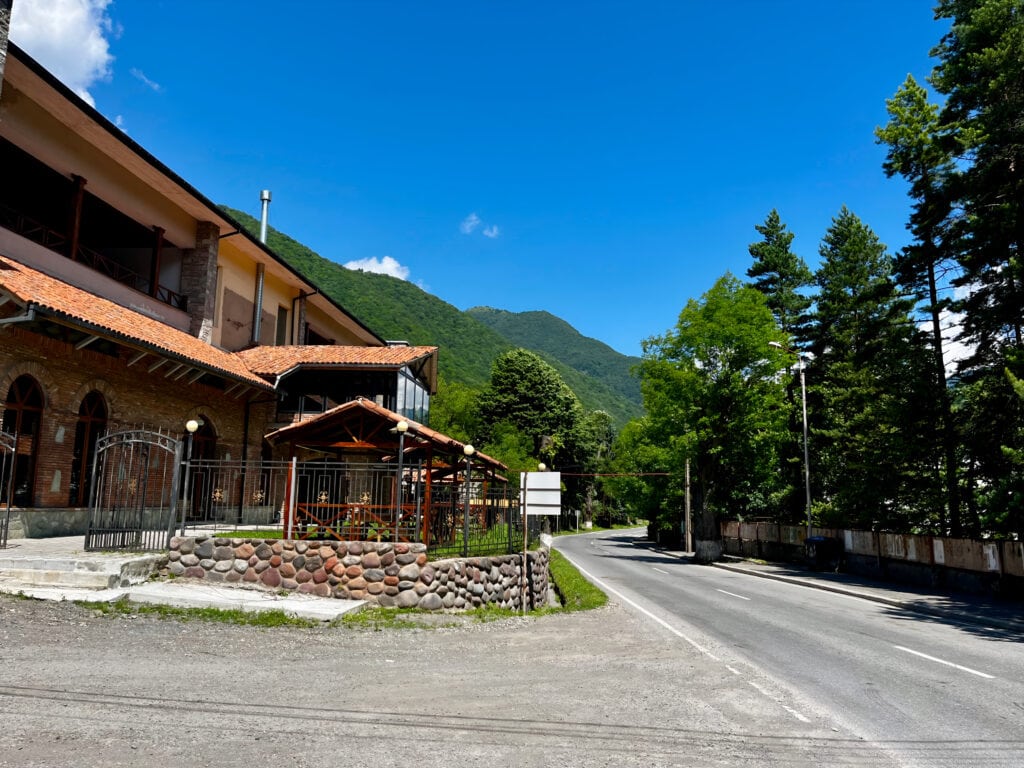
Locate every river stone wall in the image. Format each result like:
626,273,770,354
166,537,550,611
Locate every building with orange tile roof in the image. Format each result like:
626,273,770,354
0,25,450,541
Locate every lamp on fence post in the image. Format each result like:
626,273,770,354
179,418,200,536
394,419,408,542
462,444,474,558
769,341,812,539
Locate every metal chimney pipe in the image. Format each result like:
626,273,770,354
259,189,272,243
252,190,271,345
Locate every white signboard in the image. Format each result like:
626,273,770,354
521,471,561,516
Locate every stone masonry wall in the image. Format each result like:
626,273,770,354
167,537,551,611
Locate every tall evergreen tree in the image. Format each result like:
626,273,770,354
806,209,941,530
931,0,1024,365
876,74,962,533
928,0,1024,533
746,209,813,339
747,210,815,523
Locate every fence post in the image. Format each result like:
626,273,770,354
284,456,297,540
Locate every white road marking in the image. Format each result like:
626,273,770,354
652,567,670,575
716,588,751,601
559,545,812,725
893,645,995,679
558,551,720,660
747,680,811,722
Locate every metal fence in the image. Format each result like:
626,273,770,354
178,458,523,558
0,430,14,548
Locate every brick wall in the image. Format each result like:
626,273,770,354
0,324,269,509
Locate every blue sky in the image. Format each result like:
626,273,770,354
10,1,948,357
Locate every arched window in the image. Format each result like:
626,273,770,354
2,375,44,507
68,391,107,506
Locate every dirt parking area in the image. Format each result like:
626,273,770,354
0,595,872,767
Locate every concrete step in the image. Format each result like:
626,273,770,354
0,553,166,590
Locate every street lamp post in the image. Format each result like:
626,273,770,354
179,418,200,536
462,444,474,557
769,342,812,537
394,420,408,542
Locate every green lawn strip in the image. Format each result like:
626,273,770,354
546,548,607,611
75,596,319,627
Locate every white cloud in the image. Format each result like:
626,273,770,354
461,212,501,238
10,0,116,108
343,256,410,281
130,67,161,92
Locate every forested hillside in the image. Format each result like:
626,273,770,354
466,307,642,405
222,207,644,426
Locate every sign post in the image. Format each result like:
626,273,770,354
520,471,561,613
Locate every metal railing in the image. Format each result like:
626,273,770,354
177,458,522,557
0,201,187,310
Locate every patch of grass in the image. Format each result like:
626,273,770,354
211,529,284,540
76,597,319,627
547,548,607,612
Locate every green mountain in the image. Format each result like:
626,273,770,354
465,307,642,406
222,206,644,427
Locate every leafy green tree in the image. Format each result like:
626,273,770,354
476,349,584,457
876,73,962,533
605,417,674,537
641,274,787,562
804,208,942,530
428,376,479,442
577,409,615,527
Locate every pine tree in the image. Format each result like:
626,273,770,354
929,0,1024,533
747,210,815,523
747,209,813,340
931,0,1024,366
806,209,941,530
876,74,962,533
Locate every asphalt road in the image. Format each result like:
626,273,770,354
2,559,896,768
554,529,1024,768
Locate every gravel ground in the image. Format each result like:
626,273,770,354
0,594,885,767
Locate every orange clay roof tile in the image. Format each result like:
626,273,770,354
234,344,437,376
0,254,269,388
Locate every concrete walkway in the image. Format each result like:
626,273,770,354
0,535,364,621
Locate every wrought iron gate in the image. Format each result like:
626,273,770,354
84,428,182,552
0,429,15,548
